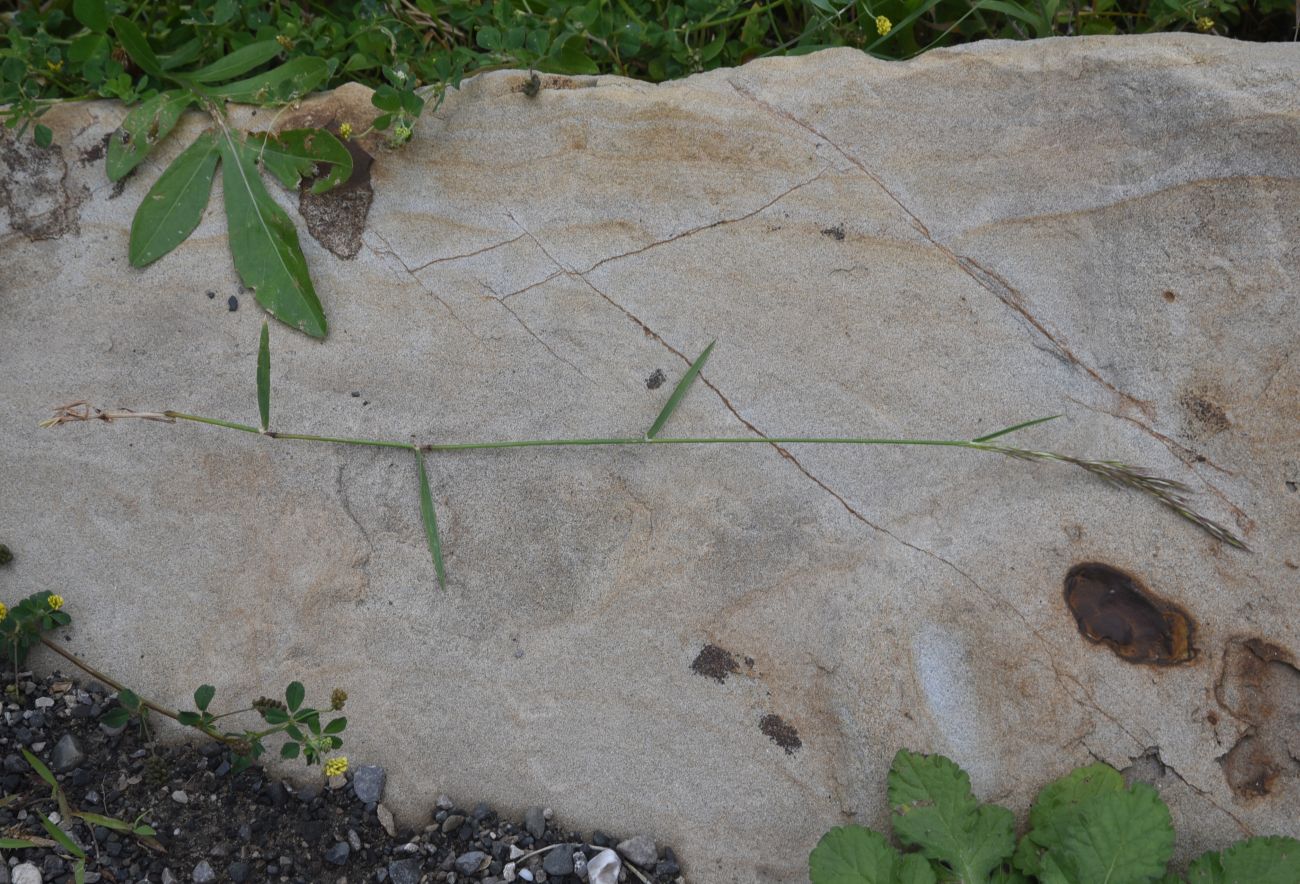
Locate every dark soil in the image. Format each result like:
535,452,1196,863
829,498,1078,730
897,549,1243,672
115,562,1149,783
2,670,685,884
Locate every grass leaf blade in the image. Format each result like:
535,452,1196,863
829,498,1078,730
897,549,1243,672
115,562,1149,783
972,414,1060,443
416,452,447,589
38,812,86,859
257,321,271,431
21,748,58,791
218,130,327,337
647,340,715,439
188,40,282,84
110,16,166,81
128,130,219,267
212,57,329,105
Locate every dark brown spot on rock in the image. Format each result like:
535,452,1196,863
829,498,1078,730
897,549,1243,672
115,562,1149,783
646,369,667,390
1179,388,1230,438
299,137,374,259
0,130,87,240
1162,290,1177,303
821,225,846,241
760,713,801,755
1063,562,1196,665
1215,638,1300,799
510,74,596,93
691,644,739,683
79,133,110,166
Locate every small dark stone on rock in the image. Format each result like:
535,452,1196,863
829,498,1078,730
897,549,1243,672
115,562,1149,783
471,801,494,822
455,851,487,876
191,860,216,883
524,806,546,840
352,765,386,804
227,295,238,311
441,814,465,834
227,861,250,883
387,859,421,884
51,733,85,772
616,835,658,869
324,841,351,866
205,291,215,299
543,846,575,877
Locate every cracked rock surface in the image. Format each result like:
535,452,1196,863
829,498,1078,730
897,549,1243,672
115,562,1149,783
2,35,1298,882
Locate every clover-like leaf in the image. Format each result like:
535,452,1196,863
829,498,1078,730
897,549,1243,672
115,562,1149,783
218,131,327,337
193,684,216,712
285,681,305,712
128,129,219,267
888,750,1016,883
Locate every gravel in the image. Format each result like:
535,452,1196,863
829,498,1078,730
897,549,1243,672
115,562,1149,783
2,670,687,883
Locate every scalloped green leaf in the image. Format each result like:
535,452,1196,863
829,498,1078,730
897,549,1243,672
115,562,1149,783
128,129,218,267
888,750,1016,883
107,90,194,182
1015,763,1127,877
1050,784,1173,884
810,825,937,884
1187,836,1300,884
246,127,352,194
218,131,327,337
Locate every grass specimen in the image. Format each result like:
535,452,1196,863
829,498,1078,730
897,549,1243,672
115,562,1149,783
809,749,1300,883
41,323,1247,589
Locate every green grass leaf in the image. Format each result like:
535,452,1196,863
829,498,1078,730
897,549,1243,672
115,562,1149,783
1051,784,1173,884
416,452,447,589
1014,762,1126,877
0,837,38,848
213,57,329,105
37,812,85,859
285,681,305,712
1187,836,1300,884
257,321,271,431
809,825,937,884
647,340,715,439
188,40,283,84
218,131,327,337
972,414,1061,443
21,748,58,791
888,750,1016,883
74,812,132,832
247,128,353,195
128,129,219,267
111,16,167,81
106,90,194,182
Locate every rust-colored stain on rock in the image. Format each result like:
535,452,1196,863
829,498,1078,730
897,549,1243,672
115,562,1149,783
1216,638,1300,799
759,713,801,755
1063,562,1196,665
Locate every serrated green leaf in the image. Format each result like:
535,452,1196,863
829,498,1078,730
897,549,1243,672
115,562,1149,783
107,90,194,181
128,129,218,267
1050,784,1173,884
1188,836,1300,884
257,321,270,430
217,131,327,337
194,683,216,711
213,57,329,105
810,825,937,884
111,16,166,81
246,128,352,194
647,340,715,439
1015,763,1127,877
888,750,1016,883
972,415,1061,443
285,680,305,712
188,40,282,84
74,0,109,32
416,452,447,589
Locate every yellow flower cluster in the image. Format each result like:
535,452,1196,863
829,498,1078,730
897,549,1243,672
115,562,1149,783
338,122,353,141
48,594,64,611
324,756,349,777
47,60,63,73
0,601,7,623
876,15,893,36
1195,15,1214,30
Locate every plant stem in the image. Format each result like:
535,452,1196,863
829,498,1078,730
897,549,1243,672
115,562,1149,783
38,636,182,725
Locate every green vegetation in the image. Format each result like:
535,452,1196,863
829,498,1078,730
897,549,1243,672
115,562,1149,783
42,322,1245,589
809,749,1300,884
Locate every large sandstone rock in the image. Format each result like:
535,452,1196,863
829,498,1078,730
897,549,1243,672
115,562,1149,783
2,34,1297,882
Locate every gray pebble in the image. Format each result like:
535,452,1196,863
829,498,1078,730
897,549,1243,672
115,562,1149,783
616,835,658,869
227,861,250,883
50,733,84,772
455,851,488,876
171,790,188,804
11,864,41,884
523,805,546,839
191,860,216,883
388,859,421,884
348,829,363,851
442,813,465,834
542,845,574,877
324,841,351,865
352,764,386,804
435,794,454,810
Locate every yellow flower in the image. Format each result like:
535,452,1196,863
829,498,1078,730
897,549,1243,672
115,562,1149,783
47,60,63,73
48,594,64,611
1195,15,1214,30
324,756,348,777
338,122,353,141
0,601,7,623
276,34,295,50
876,15,892,36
